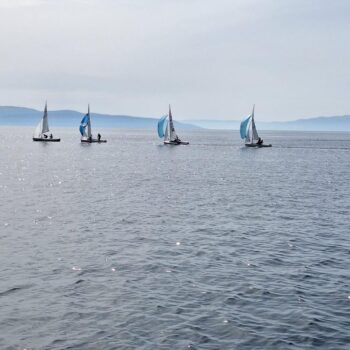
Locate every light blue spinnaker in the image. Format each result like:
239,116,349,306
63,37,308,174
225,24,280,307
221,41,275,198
80,114,89,136
157,115,168,138
240,115,251,139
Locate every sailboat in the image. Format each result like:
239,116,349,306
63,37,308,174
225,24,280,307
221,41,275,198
33,102,60,142
80,105,107,143
157,105,189,145
240,105,271,147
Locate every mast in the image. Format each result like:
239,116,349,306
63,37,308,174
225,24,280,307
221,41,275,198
42,101,49,134
168,104,177,141
251,104,259,142
245,107,253,143
250,104,255,143
87,104,92,138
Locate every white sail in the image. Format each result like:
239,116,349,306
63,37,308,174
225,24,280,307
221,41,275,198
33,102,49,138
34,119,43,138
245,105,259,143
164,120,170,141
42,102,49,134
252,119,259,140
168,105,178,141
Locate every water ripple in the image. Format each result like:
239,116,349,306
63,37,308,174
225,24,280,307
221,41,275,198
0,128,349,349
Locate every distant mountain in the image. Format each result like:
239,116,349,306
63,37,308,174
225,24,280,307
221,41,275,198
187,115,350,131
0,106,199,130
2,106,350,132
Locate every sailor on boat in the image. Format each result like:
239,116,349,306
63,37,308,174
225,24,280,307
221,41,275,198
174,135,181,143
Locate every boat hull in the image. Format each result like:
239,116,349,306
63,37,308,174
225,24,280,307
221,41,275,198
81,139,107,143
164,140,189,145
245,143,272,148
33,138,60,142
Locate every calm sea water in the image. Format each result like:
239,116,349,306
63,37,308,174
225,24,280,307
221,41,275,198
0,127,349,350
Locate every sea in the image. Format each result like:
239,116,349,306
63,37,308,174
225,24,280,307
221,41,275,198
0,127,349,350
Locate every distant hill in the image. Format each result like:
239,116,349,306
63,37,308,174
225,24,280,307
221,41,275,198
187,115,350,131
0,106,198,130
1,106,350,132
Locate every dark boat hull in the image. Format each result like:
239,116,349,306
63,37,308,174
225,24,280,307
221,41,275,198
33,138,61,142
245,143,272,148
81,139,107,143
164,140,189,145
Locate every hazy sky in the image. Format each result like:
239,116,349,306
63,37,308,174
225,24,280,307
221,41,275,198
0,0,349,121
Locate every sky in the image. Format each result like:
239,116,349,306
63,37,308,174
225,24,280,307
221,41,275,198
0,0,349,121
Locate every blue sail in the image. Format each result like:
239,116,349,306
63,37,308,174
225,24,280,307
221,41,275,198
240,115,251,139
157,115,168,138
79,114,89,136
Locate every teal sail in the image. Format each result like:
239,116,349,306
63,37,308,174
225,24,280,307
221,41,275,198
157,115,168,138
240,116,251,139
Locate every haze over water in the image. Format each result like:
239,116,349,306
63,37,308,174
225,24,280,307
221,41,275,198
1,127,349,349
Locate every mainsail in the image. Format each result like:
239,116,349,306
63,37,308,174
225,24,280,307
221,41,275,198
164,122,169,141
168,105,178,142
34,102,49,138
80,105,92,139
